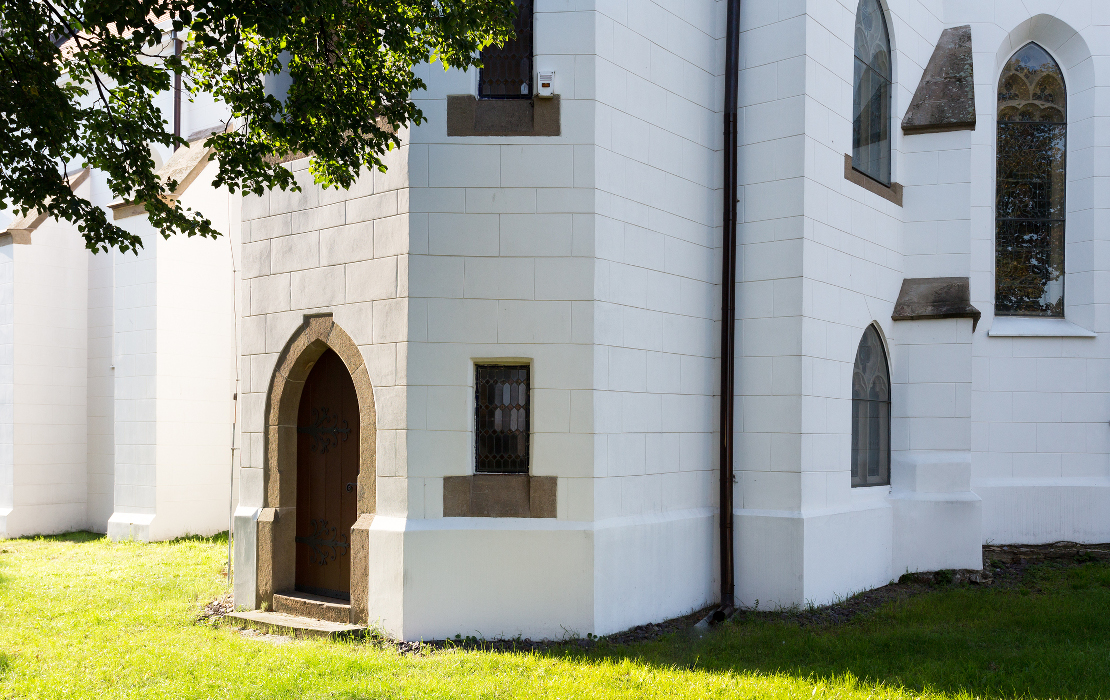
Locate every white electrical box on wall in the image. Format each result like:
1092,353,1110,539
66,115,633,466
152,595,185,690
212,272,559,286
536,71,555,97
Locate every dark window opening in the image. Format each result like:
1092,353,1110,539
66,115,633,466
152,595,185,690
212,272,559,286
475,365,530,473
851,325,891,488
478,0,534,99
852,0,893,186
996,42,1067,317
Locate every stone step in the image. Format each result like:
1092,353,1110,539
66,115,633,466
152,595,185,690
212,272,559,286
273,591,351,624
225,610,365,640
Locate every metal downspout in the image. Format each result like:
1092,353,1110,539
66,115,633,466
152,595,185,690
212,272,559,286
173,32,182,150
715,0,741,621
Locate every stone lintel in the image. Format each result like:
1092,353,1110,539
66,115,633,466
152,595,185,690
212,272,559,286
892,276,981,331
443,474,557,518
902,26,976,135
446,95,560,137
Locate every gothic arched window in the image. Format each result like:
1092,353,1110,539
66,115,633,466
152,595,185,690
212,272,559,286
853,0,893,185
996,43,1067,316
852,325,890,487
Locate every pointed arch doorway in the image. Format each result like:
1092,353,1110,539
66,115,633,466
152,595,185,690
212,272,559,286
295,349,360,600
254,314,376,624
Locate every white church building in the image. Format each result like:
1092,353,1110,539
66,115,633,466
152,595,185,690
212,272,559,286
3,0,1110,640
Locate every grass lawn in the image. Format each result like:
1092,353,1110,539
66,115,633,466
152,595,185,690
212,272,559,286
1,533,1109,700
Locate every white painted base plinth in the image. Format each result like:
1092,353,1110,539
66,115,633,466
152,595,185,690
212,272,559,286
233,506,261,610
362,509,716,641
890,491,982,574
106,512,157,542
1,504,88,539
977,479,1110,544
735,500,893,610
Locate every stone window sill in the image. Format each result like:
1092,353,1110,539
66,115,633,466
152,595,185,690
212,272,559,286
443,474,556,518
446,94,560,137
987,316,1096,337
852,484,892,502
843,154,903,206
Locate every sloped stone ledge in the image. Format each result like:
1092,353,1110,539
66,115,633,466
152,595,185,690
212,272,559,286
902,25,976,135
892,276,981,330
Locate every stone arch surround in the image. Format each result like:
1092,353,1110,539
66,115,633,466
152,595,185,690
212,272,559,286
255,313,376,623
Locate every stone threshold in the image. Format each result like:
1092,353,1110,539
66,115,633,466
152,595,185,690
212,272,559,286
224,610,365,640
272,591,351,624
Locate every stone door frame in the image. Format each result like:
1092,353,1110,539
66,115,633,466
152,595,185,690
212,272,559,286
255,313,376,623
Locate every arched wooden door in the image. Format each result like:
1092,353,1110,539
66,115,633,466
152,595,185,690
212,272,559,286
295,349,360,600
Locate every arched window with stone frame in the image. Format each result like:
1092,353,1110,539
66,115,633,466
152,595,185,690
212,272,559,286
851,325,890,488
852,0,893,185
995,42,1067,317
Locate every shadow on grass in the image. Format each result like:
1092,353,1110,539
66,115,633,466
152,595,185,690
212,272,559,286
6,530,229,546
558,564,1110,700
16,531,106,544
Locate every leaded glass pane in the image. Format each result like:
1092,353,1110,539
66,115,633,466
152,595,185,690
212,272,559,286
478,0,533,99
996,43,1066,317
475,365,530,473
852,0,892,185
851,326,890,488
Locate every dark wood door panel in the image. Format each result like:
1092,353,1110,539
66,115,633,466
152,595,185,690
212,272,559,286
295,349,360,600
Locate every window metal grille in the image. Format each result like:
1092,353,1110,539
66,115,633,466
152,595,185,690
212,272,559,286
474,365,530,473
478,0,533,99
851,326,890,488
996,42,1067,317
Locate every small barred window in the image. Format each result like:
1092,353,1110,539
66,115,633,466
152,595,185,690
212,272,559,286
478,0,533,98
474,365,530,473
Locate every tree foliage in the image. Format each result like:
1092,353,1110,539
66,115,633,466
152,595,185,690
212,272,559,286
0,0,515,252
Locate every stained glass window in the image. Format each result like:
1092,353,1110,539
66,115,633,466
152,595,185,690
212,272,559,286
475,365,530,473
852,0,893,185
478,0,533,99
996,43,1066,317
852,326,890,488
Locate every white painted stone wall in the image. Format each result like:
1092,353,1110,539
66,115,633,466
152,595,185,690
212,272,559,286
0,242,13,535
733,0,1110,610
87,227,115,532
108,161,237,541
1,215,90,537
0,51,239,541
237,0,724,638
961,7,1110,545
